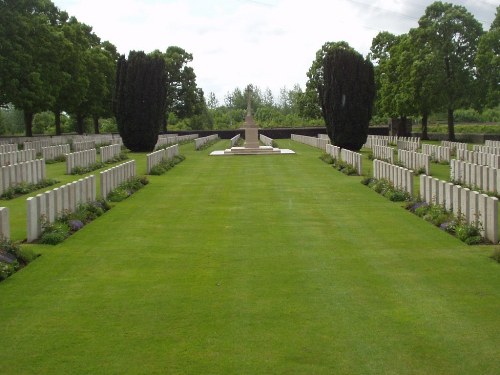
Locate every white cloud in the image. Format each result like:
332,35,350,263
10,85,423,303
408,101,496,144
52,0,496,102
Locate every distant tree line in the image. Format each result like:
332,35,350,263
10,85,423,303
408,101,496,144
368,1,499,140
0,0,207,137
0,0,498,139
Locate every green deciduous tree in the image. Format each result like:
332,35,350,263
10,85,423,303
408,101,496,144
475,6,500,109
114,51,166,152
308,42,375,151
0,0,62,136
417,1,483,140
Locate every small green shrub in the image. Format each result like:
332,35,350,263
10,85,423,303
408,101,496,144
0,179,59,200
46,155,67,164
71,162,105,175
319,153,334,164
149,155,185,176
490,248,500,263
361,176,374,186
455,222,483,244
39,221,70,245
107,176,149,202
0,261,18,281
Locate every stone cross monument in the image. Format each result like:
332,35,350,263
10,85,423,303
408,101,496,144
243,85,259,148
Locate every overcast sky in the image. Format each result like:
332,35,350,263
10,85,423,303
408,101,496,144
52,0,497,103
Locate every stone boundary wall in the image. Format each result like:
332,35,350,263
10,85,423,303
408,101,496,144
23,140,52,153
441,141,467,153
325,144,341,160
100,144,121,163
259,134,273,146
100,160,136,199
26,175,96,242
0,144,17,153
457,149,500,169
363,135,389,149
485,140,500,148
373,159,414,196
450,159,500,195
146,144,179,174
0,159,46,195
421,144,451,162
397,140,419,152
0,149,37,166
419,174,498,243
0,207,10,239
340,149,363,175
372,145,394,163
42,144,70,161
195,134,219,150
398,149,430,175
291,134,329,151
230,134,240,147
73,140,96,152
66,149,97,174
318,134,330,140
472,145,500,155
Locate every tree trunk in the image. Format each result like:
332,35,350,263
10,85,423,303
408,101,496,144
54,110,62,135
93,115,100,134
398,115,408,137
76,113,85,135
24,111,33,137
447,107,455,141
421,112,429,140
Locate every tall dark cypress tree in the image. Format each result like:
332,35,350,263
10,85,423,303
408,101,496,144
113,51,166,151
315,43,375,151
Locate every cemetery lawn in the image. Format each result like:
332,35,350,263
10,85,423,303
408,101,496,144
1,140,499,374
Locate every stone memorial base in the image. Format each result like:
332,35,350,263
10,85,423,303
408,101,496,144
210,146,295,156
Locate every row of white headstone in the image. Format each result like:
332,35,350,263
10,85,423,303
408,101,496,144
100,144,122,163
73,140,96,152
441,141,467,153
397,149,430,175
100,160,137,199
372,145,394,164
230,134,240,147
419,174,498,243
259,134,274,147
325,144,363,175
2,134,122,148
66,149,97,174
195,134,219,150
485,140,500,148
373,159,414,196
23,140,52,153
155,134,198,150
0,149,37,167
146,144,179,174
26,175,96,242
472,145,500,155
363,136,388,148
397,140,419,152
0,159,46,195
291,134,330,150
0,144,17,153
0,207,9,239
456,149,500,169
450,159,500,195
421,144,451,163
42,144,71,161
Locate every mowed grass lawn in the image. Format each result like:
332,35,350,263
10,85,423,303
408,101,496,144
1,140,499,374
